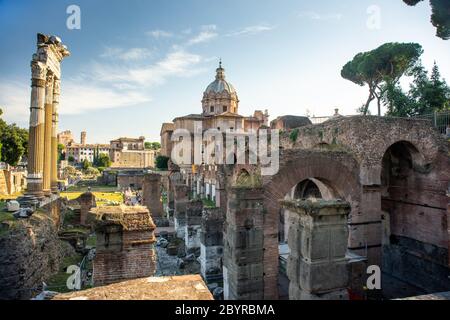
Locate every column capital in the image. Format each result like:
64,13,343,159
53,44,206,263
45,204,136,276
30,59,47,80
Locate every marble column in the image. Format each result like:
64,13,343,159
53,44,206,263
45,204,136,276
51,78,60,193
24,60,47,200
42,73,54,196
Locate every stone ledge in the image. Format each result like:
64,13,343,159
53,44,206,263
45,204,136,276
52,275,213,300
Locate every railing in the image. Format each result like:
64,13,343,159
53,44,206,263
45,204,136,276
411,110,450,135
308,110,450,136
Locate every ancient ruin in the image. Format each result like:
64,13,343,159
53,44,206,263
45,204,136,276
21,33,69,205
90,205,157,286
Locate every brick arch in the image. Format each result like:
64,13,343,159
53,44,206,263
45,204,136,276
263,150,361,212
260,150,361,299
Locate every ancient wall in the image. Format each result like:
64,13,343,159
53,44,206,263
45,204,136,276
200,207,225,284
142,173,167,226
281,199,350,300
91,206,157,286
117,173,144,190
174,184,189,239
185,200,203,256
0,211,62,299
223,187,264,300
77,192,96,226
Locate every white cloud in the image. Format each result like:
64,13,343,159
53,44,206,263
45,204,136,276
0,81,30,124
92,49,203,87
60,82,151,115
100,47,153,61
147,29,173,39
187,25,218,45
298,11,343,21
226,25,275,37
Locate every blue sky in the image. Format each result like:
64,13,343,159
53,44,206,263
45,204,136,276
0,0,449,143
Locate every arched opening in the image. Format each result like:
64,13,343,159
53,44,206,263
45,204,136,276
278,177,343,299
380,140,447,298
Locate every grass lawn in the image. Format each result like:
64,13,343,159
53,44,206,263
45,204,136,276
0,192,23,201
47,254,84,293
60,191,123,206
66,183,118,193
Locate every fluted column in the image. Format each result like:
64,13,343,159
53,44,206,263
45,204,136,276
42,73,54,196
51,78,60,193
25,60,47,199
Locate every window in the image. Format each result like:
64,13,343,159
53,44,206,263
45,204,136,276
223,106,227,112
210,106,214,112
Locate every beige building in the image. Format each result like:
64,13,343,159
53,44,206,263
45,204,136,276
162,62,269,159
63,131,110,163
110,137,157,168
0,163,27,195
160,62,269,205
57,130,74,146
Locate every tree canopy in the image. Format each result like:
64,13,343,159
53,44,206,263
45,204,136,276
403,0,450,40
0,109,29,166
155,155,169,170
384,62,450,116
341,42,423,115
145,141,161,150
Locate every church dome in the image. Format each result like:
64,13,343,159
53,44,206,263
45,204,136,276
204,61,236,95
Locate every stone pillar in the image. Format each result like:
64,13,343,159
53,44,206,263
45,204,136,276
50,78,60,193
185,200,203,256
142,173,168,226
42,73,54,196
79,192,96,226
280,199,351,300
21,33,70,207
91,205,157,286
24,59,47,202
200,207,225,284
174,184,189,239
223,187,264,300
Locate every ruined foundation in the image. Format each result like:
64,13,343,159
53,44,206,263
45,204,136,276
200,207,225,284
174,184,189,239
90,205,157,286
223,187,264,300
142,173,168,226
185,200,203,256
281,199,351,300
78,192,96,226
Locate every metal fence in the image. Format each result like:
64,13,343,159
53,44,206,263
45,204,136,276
308,110,450,136
411,111,450,135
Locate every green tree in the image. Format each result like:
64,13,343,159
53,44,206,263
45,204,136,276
82,159,91,170
155,155,169,170
403,0,450,40
85,166,100,176
68,155,75,163
145,141,161,150
0,109,28,166
384,62,450,116
94,153,111,168
341,42,423,115
58,143,65,161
